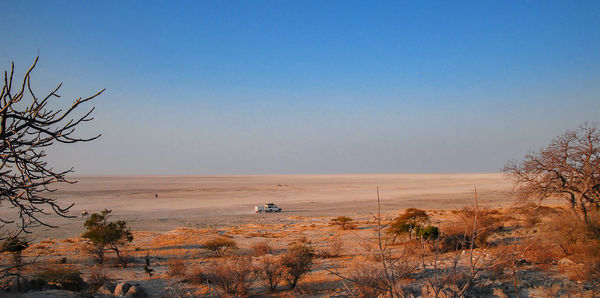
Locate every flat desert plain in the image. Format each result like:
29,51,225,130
5,173,517,239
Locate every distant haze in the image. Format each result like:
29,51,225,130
1,1,598,175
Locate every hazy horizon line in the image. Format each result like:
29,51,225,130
68,171,505,178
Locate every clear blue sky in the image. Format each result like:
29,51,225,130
1,1,599,174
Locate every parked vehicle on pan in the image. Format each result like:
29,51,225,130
255,203,282,213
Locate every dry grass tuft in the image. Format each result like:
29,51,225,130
87,265,111,290
167,258,188,277
251,241,274,256
203,237,237,257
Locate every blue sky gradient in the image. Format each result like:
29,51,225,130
1,1,599,174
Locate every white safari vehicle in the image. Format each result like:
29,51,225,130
255,203,282,213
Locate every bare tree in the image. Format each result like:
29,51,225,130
504,123,600,222
0,57,103,233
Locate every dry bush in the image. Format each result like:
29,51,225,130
330,216,355,230
34,265,85,291
345,263,387,297
88,265,111,290
167,258,187,277
316,235,344,258
580,258,600,285
327,235,344,257
344,259,418,297
188,256,254,296
523,240,562,265
439,207,502,252
513,203,560,228
392,259,419,279
251,241,274,256
438,231,468,252
186,266,205,285
280,243,314,289
486,249,512,280
254,255,285,292
458,207,502,246
546,210,600,259
203,237,237,257
297,235,310,244
112,253,133,268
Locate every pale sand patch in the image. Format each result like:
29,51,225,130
0,173,516,239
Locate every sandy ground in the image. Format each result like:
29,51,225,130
0,173,515,240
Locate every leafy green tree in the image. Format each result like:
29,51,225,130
82,209,133,264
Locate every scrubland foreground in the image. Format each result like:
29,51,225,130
1,200,599,298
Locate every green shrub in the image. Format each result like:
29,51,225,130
82,209,133,264
203,237,237,257
416,225,439,239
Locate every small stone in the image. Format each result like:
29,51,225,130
125,284,149,298
558,258,575,265
114,282,131,296
98,284,115,295
492,288,509,298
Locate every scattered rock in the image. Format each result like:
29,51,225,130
97,283,115,295
114,282,131,296
125,284,149,298
558,258,575,265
